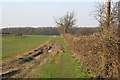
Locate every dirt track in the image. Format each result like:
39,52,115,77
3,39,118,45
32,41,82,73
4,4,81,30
2,37,64,78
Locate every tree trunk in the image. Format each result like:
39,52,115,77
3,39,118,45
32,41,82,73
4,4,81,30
118,1,120,80
119,1,120,27
64,27,67,34
104,0,111,28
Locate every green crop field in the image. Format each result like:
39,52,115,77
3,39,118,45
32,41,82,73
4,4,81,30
2,35,52,61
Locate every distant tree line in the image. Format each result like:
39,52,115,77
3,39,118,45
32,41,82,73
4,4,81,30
2,27,59,35
1,27,98,35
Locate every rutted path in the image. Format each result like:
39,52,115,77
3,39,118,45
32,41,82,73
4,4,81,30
2,38,56,78
2,36,92,78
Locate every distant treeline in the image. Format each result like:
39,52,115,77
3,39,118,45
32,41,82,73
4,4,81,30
2,27,60,35
1,27,98,35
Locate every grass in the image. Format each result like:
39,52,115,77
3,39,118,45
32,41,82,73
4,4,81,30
25,36,92,78
2,35,52,61
2,35,93,78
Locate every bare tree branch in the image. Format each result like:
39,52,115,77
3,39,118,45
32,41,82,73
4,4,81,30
54,12,76,34
92,1,118,29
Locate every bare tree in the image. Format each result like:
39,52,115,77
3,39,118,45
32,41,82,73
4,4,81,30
110,1,119,25
93,1,118,29
93,2,105,28
54,12,76,34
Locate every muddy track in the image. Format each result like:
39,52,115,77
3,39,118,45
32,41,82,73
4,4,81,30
2,37,65,78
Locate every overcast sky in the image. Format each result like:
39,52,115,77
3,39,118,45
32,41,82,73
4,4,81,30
0,0,118,28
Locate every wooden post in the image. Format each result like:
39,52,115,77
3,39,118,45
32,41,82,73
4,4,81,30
118,0,120,47
118,0,120,79
104,0,111,28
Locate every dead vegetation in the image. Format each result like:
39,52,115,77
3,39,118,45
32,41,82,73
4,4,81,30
61,0,119,78
63,26,118,78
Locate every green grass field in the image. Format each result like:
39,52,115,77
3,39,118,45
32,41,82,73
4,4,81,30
2,35,93,78
25,36,92,78
2,35,52,61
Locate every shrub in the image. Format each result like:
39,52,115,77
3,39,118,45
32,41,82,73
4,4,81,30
63,26,118,78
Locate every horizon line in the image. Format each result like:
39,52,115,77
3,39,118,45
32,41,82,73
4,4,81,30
0,26,98,29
